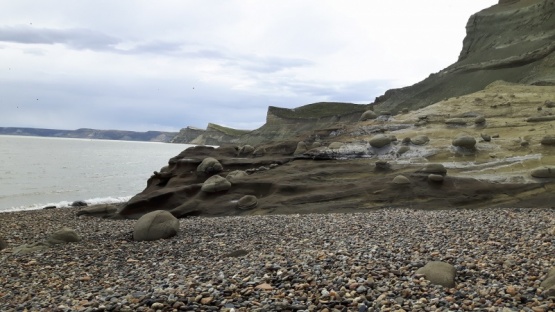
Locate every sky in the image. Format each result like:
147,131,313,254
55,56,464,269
0,0,498,132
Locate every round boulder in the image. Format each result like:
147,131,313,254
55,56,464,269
531,167,555,178
253,147,266,157
237,145,255,157
410,135,429,146
540,136,555,146
415,261,456,288
197,157,223,175
452,135,476,149
428,174,444,183
359,110,377,121
201,175,232,193
418,164,447,176
475,116,486,124
481,133,491,142
237,195,258,210
226,170,249,182
396,146,410,156
392,175,410,185
133,210,179,242
46,227,81,245
369,134,392,148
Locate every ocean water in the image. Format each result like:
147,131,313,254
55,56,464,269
0,135,192,212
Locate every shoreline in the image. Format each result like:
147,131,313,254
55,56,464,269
1,207,554,311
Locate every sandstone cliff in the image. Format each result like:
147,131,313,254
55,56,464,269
372,0,555,114
171,123,251,145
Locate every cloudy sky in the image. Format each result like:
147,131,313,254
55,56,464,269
0,0,497,132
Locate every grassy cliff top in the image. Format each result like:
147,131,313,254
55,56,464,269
207,123,251,136
269,102,369,119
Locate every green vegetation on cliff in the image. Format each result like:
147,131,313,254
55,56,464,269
269,102,369,119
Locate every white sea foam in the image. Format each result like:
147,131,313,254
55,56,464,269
3,195,132,213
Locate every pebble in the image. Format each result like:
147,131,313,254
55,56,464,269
0,208,555,311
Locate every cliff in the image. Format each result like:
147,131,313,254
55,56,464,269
0,127,178,142
373,0,555,114
171,123,251,145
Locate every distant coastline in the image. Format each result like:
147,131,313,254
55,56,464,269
0,127,178,143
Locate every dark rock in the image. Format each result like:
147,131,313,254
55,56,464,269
0,236,7,250
43,205,56,210
545,100,555,108
475,116,486,124
531,167,555,178
415,261,456,288
540,135,555,146
133,210,179,242
452,135,476,149
71,200,88,207
375,160,390,171
237,195,258,210
481,133,492,142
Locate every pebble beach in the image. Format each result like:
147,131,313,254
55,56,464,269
1,207,554,312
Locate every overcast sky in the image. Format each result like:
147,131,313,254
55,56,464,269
0,0,497,132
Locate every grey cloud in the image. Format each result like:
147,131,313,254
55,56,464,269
0,25,120,50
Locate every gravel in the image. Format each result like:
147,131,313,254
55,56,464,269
1,207,554,311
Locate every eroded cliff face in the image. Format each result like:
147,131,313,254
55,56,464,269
373,0,555,114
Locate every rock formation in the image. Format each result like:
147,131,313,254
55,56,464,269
89,1,555,220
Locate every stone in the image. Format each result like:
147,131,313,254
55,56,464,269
328,142,344,149
475,116,486,124
294,141,308,155
392,175,410,185
445,118,467,126
540,267,555,290
359,110,377,121
43,205,56,210
71,200,88,207
255,283,273,291
452,135,476,149
415,261,456,288
540,135,555,146
237,195,258,210
226,170,248,182
0,236,7,250
428,174,444,183
418,164,447,176
237,145,254,157
133,210,179,242
197,157,223,175
410,135,429,145
252,147,266,157
396,146,410,156
46,227,81,245
369,134,392,148
75,204,118,218
531,167,555,178
201,175,232,193
481,133,491,142
545,100,555,108
375,160,390,171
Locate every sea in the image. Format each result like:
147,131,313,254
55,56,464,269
0,135,192,212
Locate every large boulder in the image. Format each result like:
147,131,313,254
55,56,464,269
237,145,255,156
359,110,377,121
46,227,81,245
197,157,223,175
201,175,232,193
369,134,392,148
237,195,258,210
416,261,456,288
76,204,118,218
133,210,179,242
392,175,410,185
531,167,555,178
452,135,476,149
411,135,429,146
